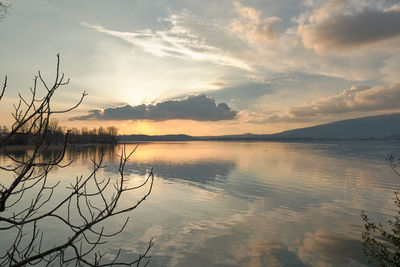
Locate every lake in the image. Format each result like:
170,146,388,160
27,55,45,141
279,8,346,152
1,141,400,266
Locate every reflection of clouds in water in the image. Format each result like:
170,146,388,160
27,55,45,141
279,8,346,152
104,244,155,265
298,229,368,267
111,194,262,266
140,225,165,243
2,142,397,266
236,239,306,267
160,202,259,266
141,188,374,266
105,160,236,185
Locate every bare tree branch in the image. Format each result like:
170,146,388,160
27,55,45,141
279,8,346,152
0,55,154,266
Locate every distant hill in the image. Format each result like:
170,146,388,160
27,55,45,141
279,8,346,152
119,134,196,142
269,113,400,140
118,113,400,141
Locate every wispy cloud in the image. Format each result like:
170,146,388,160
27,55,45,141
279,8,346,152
81,2,400,84
82,21,252,71
70,94,237,121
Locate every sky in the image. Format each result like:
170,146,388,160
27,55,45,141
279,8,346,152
0,0,399,135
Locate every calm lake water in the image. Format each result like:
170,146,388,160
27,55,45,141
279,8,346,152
2,141,400,266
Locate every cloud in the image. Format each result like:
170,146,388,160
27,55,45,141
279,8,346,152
308,0,349,24
232,2,281,42
233,1,261,24
82,20,252,71
241,83,400,123
225,1,397,81
298,5,400,53
385,4,400,12
238,109,315,124
81,2,400,85
70,94,237,121
288,83,400,117
381,55,400,83
207,82,274,110
81,1,399,94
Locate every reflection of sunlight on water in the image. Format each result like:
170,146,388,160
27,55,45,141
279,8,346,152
2,141,400,266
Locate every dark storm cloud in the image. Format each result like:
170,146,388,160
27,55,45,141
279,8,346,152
70,94,237,121
299,8,400,52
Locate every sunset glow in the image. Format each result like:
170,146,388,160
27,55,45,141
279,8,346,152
1,0,399,135
2,2,400,265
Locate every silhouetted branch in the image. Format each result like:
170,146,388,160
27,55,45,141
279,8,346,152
0,56,154,266
361,156,400,265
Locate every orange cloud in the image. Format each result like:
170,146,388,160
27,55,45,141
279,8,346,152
232,1,281,42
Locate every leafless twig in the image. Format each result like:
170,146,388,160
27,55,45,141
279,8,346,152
0,55,154,266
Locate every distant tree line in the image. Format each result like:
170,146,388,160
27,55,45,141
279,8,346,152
0,55,153,265
0,119,118,145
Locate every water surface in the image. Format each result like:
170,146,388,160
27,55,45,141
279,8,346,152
2,141,400,266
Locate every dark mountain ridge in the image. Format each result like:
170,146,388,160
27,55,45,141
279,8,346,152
118,113,400,141
269,113,400,140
